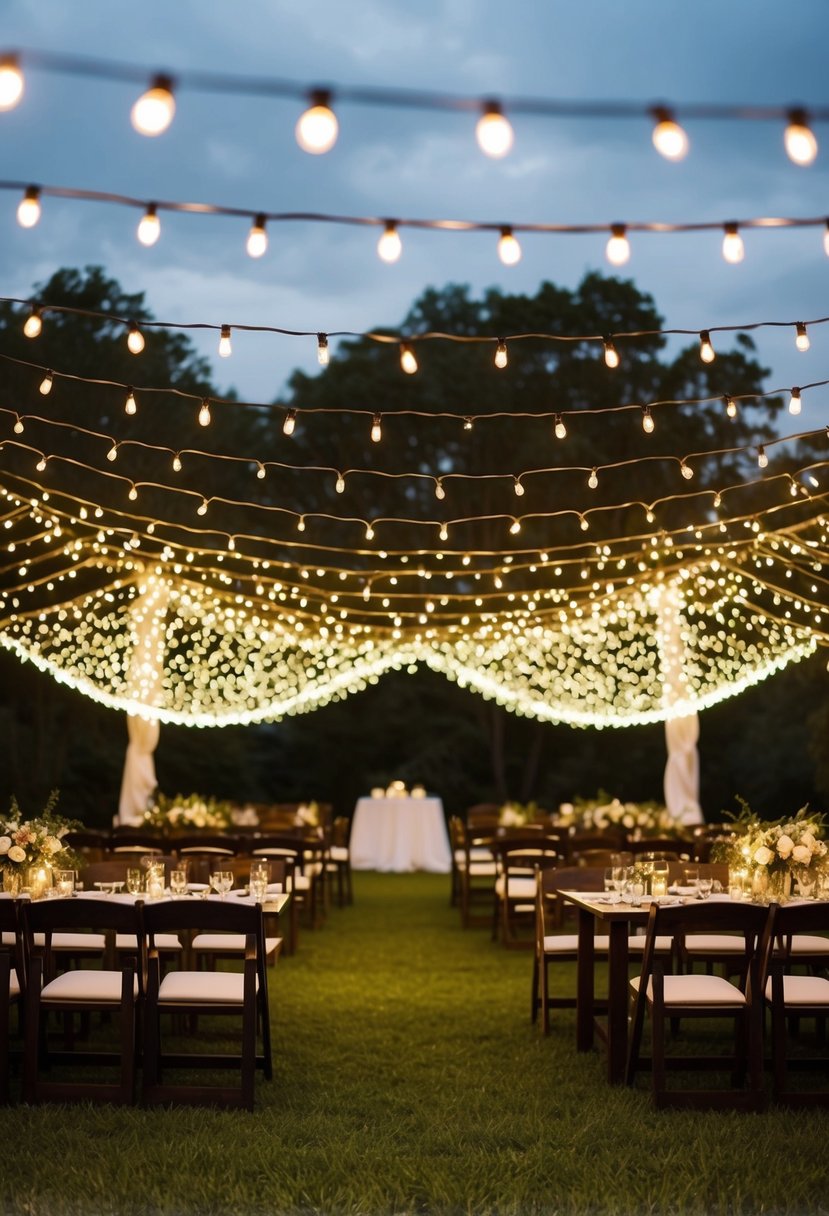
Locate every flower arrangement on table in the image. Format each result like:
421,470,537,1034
498,801,538,828
712,800,827,898
0,790,79,894
144,792,233,831
556,793,681,836
294,801,320,828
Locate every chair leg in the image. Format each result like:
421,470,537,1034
651,1004,666,1105
0,958,10,1105
530,953,539,1025
22,958,43,1105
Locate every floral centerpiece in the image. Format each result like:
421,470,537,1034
144,791,233,832
713,800,827,899
498,801,537,828
556,793,681,837
294,802,320,829
0,790,79,894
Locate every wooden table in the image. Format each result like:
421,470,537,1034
560,890,649,1085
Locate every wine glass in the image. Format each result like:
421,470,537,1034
126,868,143,895
211,870,233,899
170,869,188,897
683,865,700,896
797,867,817,899
697,875,714,900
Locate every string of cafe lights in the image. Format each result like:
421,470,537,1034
7,179,829,268
0,49,825,164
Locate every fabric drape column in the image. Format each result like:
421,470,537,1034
653,581,703,826
117,576,170,825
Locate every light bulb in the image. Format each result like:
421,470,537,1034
713,492,722,509
13,417,23,434
198,399,211,427
107,443,118,463
131,75,175,136
789,386,802,415
362,583,371,602
645,508,655,524
128,484,138,501
137,204,161,247
642,406,654,434
438,523,448,541
725,395,738,419
125,388,137,416
172,454,182,472
246,213,268,258
463,417,473,431
296,90,338,154
758,445,768,469
256,462,266,479
588,468,599,490
554,415,567,440
651,107,689,161
335,475,346,494
824,222,829,258
371,414,382,443
400,344,418,375
509,519,521,535
680,460,694,480
795,322,810,352
377,221,402,263
39,371,53,395
317,333,330,366
218,325,232,358
227,536,236,551
0,55,24,111
494,339,508,369
365,523,375,541
603,338,620,369
514,479,525,497
23,308,42,339
126,322,145,354
497,226,521,265
283,409,297,437
784,109,818,166
435,480,446,500
476,101,513,158
722,223,744,264
197,498,208,516
579,515,589,532
606,224,630,266
35,456,46,472
297,516,306,532
699,330,715,363
17,186,40,228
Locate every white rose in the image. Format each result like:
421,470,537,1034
622,815,635,828
45,835,62,855
7,845,26,864
753,845,774,867
559,803,574,816
801,832,816,848
791,844,812,865
776,834,794,859
0,836,10,855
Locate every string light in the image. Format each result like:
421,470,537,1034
725,395,738,419
0,55,24,110
297,516,306,532
463,417,473,431
128,483,138,501
606,223,631,266
509,518,521,535
196,497,208,516
588,468,599,490
16,186,41,228
784,108,818,166
400,343,418,375
795,322,810,352
579,515,589,531
680,459,694,480
131,75,176,136
335,474,346,494
13,417,23,434
218,325,232,358
296,89,338,154
641,405,655,433
476,101,513,158
758,445,769,469
438,523,448,541
246,213,268,258
38,371,53,396
256,462,266,480
497,226,521,265
124,388,137,416
370,414,382,443
699,330,715,363
651,106,689,160
789,386,802,416
126,321,145,354
23,307,42,339
365,522,375,541
722,222,745,264
137,203,161,247
35,455,46,472
377,221,402,263
513,478,525,497
603,338,620,369
494,339,508,369
106,442,118,462
435,480,446,501
283,409,297,437
172,454,182,473
317,333,330,366
197,398,211,427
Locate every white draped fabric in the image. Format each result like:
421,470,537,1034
654,582,704,825
117,713,160,825
350,797,451,872
116,577,169,825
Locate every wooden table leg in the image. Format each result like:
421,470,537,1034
576,908,595,1052
606,920,630,1085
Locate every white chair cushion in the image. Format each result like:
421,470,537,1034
157,971,256,1004
789,934,829,955
684,934,746,955
192,932,280,957
494,876,536,899
329,846,349,862
4,931,106,950
467,861,497,877
41,970,138,1002
765,974,829,1006
8,968,20,999
116,933,181,951
631,973,746,1006
180,846,234,855
542,934,611,954
628,935,674,954
290,874,311,891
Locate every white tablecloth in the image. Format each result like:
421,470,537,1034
350,797,451,873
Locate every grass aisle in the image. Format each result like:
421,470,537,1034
2,872,829,1215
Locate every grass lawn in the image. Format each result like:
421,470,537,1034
2,871,829,1215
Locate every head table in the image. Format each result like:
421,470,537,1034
350,796,451,873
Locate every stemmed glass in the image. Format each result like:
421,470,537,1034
211,870,234,900
697,874,714,900
170,869,188,897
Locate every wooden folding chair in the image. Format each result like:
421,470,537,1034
0,897,23,1104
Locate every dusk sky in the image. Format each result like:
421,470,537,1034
3,0,829,430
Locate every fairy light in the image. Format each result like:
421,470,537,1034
198,398,211,427
699,330,715,363
795,322,810,352
172,454,182,473
196,498,208,516
16,186,41,228
603,338,620,369
680,459,694,480
131,75,176,136
365,522,375,541
476,101,513,158
758,445,769,469
513,478,525,497
106,442,118,462
0,55,24,110
218,325,232,358
317,333,330,366
713,491,722,509
297,516,306,532
651,106,689,160
283,409,297,437
377,221,402,263
124,387,137,416
370,414,382,443
23,307,42,338
579,515,589,531
296,89,338,154
725,395,738,419
554,415,567,440
588,468,599,490
789,386,802,416
38,371,53,396
335,474,346,494
641,405,655,434
494,339,508,369
256,462,266,480
13,417,23,434
126,321,145,354
509,518,521,535
400,343,418,375
137,203,161,247
722,222,745,264
784,109,818,166
438,523,449,542
435,480,446,501
35,455,46,472
463,417,473,431
128,483,138,501
606,223,631,266
497,226,521,266
246,213,268,258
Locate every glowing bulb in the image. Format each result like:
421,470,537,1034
509,519,521,535
172,454,182,472
125,388,137,416
725,395,738,419
13,417,23,434
377,221,402,263
256,462,266,479
0,56,24,111
606,224,630,266
789,386,802,416
371,415,382,443
476,101,513,158
758,445,768,469
641,406,654,434
246,213,268,258
497,226,521,266
784,109,818,166
699,331,715,363
514,479,525,497
218,325,232,358
438,523,448,541
197,498,208,516
23,308,42,339
365,523,375,541
645,508,655,524
17,186,40,228
722,223,744,264
317,334,329,366
554,415,567,440
588,468,599,490
335,475,346,494
107,443,118,463
39,371,53,396
137,204,160,247
824,222,829,258
494,340,508,369
296,90,338,154
680,460,694,480
283,409,297,437
463,417,473,431
297,516,306,532
227,536,236,552
198,399,211,427
579,515,589,532
795,322,810,352
435,481,446,501
128,484,138,501
651,107,689,161
35,456,46,472
603,338,620,369
400,344,418,375
131,75,175,136
362,583,371,602
713,492,722,509
126,322,145,354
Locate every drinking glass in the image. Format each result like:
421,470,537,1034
603,868,615,893
683,866,700,895
250,874,269,903
211,870,234,899
697,875,714,900
170,869,188,897
126,868,143,895
796,868,817,899
55,869,74,897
